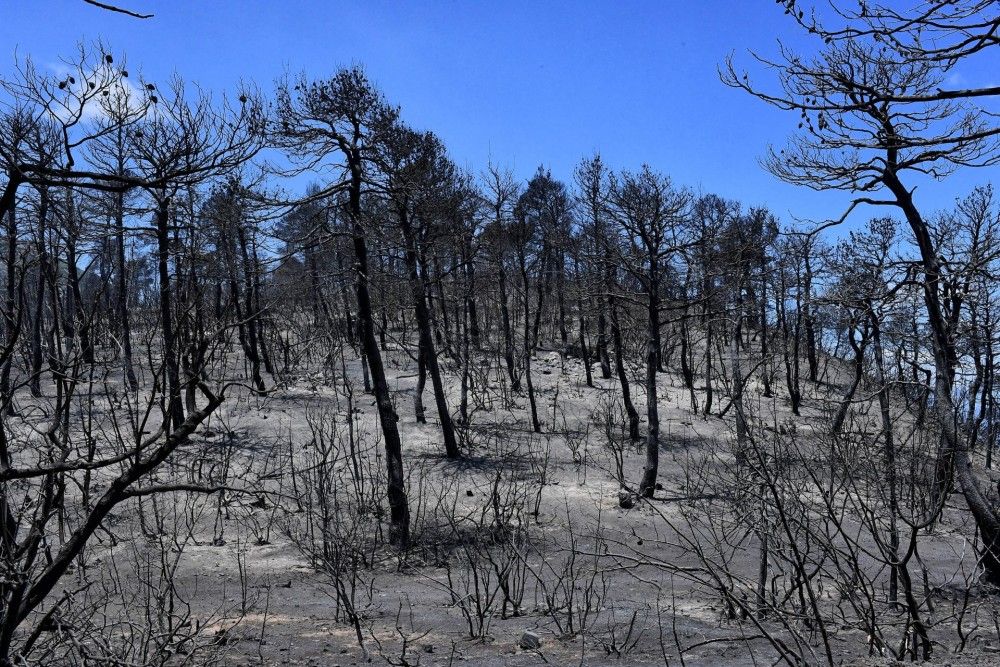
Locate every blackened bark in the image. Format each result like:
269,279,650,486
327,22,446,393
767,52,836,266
520,258,541,433
871,312,900,605
464,237,481,349
638,269,661,498
155,199,185,431
574,255,593,387
679,309,699,413
803,250,819,383
830,324,867,436
414,346,427,423
759,274,773,397
114,189,138,390
0,198,16,413
883,169,1000,584
498,263,518,390
29,187,48,397
399,209,459,458
609,297,640,442
596,296,612,379
346,158,409,547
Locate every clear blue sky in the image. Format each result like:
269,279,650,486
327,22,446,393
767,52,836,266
4,1,998,229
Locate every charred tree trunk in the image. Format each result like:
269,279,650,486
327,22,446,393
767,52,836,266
155,198,185,431
346,158,409,547
884,171,1000,585
0,197,16,413
596,295,612,379
803,250,819,383
399,209,459,458
609,295,640,442
464,238,480,350
759,273,773,397
521,259,541,433
114,190,138,390
777,268,802,415
574,255,593,387
639,267,661,498
679,307,699,414
870,311,900,605
497,262,518,391
830,323,868,436
414,345,427,424
703,318,714,417
29,187,48,398
235,223,267,392
557,247,569,353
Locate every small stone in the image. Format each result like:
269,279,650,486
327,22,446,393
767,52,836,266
519,630,541,650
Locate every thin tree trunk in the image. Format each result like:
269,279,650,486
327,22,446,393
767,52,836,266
521,261,541,433
0,197,16,413
680,308,699,413
399,209,459,458
114,190,138,390
574,256,592,387
155,198,185,431
703,319,714,416
29,188,48,397
498,263,518,390
596,295,612,379
803,250,819,382
639,273,661,498
414,345,427,423
609,296,640,442
465,238,480,350
871,313,900,606
830,326,866,436
346,157,408,547
759,273,773,397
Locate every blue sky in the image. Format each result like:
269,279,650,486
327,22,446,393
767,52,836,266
4,1,999,230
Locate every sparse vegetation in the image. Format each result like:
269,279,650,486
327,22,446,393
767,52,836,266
1,1,1000,665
